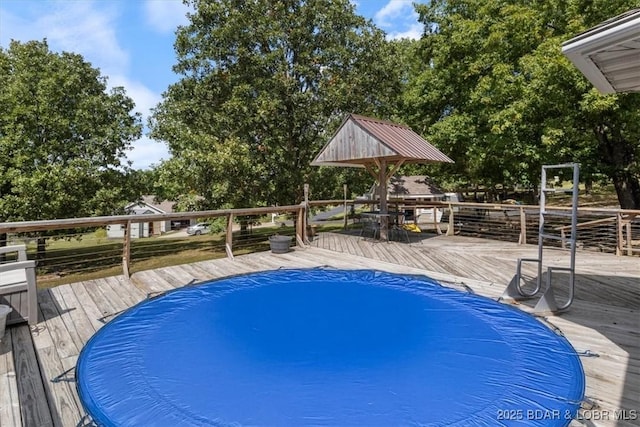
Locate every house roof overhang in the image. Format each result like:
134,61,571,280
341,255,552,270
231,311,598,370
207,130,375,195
562,9,640,94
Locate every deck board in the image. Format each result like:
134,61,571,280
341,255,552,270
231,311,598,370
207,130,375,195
0,327,22,427
67,282,106,333
2,233,638,426
11,326,53,427
37,290,79,361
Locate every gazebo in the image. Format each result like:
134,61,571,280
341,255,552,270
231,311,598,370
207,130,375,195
312,114,453,239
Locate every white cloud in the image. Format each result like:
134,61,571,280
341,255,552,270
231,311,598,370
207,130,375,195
0,8,30,45
127,135,169,170
0,1,166,169
108,75,166,169
52,3,128,71
1,1,130,80
0,1,130,73
373,0,422,41
110,75,161,118
386,23,423,40
143,0,190,34
374,0,414,27
109,78,167,169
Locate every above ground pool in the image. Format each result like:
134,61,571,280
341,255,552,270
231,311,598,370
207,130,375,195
76,268,585,426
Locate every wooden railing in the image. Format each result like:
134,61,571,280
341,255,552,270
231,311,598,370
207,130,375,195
410,201,639,255
615,212,639,256
553,213,639,256
315,199,639,256
0,205,306,281
0,201,637,285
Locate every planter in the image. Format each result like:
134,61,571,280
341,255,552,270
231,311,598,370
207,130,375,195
269,235,293,254
0,305,12,340
306,224,318,242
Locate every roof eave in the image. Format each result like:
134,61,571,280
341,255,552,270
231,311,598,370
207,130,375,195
312,156,453,167
310,160,366,168
562,10,640,94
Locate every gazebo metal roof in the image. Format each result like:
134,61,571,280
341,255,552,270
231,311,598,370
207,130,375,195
311,114,453,168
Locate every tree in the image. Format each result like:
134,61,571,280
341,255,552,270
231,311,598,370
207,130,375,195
149,0,402,210
405,0,640,208
0,40,143,253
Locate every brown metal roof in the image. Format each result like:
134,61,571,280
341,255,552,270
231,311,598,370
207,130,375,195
351,115,454,163
312,114,454,167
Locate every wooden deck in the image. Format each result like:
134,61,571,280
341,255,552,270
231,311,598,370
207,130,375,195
1,232,638,426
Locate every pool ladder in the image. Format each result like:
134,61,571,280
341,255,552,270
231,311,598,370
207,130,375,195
501,163,579,314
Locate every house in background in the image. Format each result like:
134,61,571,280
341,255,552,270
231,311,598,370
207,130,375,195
367,175,446,202
387,175,446,202
107,196,184,239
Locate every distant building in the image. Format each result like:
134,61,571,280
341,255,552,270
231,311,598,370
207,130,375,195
366,175,445,201
107,196,184,239
387,175,446,201
366,176,462,222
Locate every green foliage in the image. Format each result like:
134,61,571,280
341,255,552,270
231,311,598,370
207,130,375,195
0,40,143,221
94,228,108,243
404,0,640,208
208,217,227,234
131,169,158,196
149,0,401,208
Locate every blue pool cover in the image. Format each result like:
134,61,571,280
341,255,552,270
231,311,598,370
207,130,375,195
76,268,585,426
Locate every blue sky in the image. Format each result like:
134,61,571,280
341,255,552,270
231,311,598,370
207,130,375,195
0,0,424,169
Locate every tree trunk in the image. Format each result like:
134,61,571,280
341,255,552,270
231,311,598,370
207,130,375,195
612,171,640,210
585,177,593,195
239,219,250,240
594,125,640,209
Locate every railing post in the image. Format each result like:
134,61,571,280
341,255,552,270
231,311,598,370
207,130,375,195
343,184,348,230
616,213,623,256
122,220,131,278
304,184,312,244
616,212,637,256
625,216,633,256
434,207,442,235
226,213,234,259
519,206,527,245
447,204,455,236
297,204,305,246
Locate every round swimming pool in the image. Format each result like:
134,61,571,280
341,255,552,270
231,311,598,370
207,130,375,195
76,268,584,426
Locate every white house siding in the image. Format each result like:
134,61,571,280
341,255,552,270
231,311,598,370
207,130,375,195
106,224,125,239
106,197,176,239
106,222,148,239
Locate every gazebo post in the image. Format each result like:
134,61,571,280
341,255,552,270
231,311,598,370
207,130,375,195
378,158,388,214
378,158,389,240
